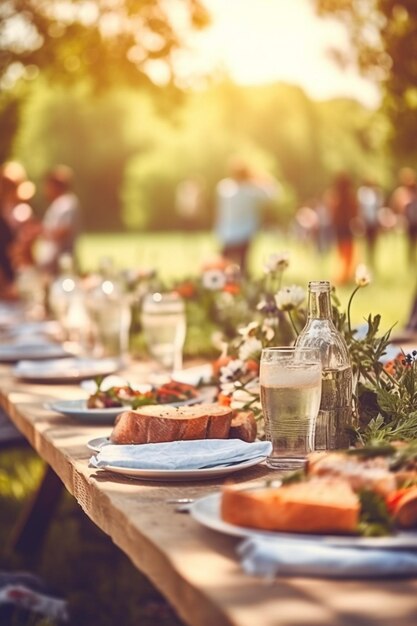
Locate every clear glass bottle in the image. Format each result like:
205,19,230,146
295,280,353,450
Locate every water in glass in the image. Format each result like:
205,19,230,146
260,347,322,470
141,292,186,371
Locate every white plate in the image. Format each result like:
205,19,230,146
190,493,417,549
87,436,110,452
92,456,267,482
49,400,123,424
13,357,120,382
0,342,70,362
172,364,213,386
50,391,204,421
4,320,62,339
0,303,25,327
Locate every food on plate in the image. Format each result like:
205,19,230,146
306,450,397,496
87,380,199,409
387,486,417,529
221,442,417,536
222,478,359,534
110,403,233,444
229,410,257,443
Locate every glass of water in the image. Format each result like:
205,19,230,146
141,292,186,372
260,346,322,470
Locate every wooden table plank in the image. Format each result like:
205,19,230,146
1,364,417,626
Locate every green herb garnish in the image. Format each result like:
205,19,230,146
346,444,396,459
358,489,393,536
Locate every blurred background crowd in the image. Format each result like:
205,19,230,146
1,0,417,317
1,156,416,295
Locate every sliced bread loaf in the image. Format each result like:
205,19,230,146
110,403,233,444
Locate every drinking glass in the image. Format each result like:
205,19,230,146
141,292,186,372
86,290,132,361
260,346,322,470
90,298,131,360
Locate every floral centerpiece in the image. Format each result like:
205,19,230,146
126,251,417,446
209,254,417,446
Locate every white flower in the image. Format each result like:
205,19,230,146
219,358,245,384
261,320,276,342
202,269,226,290
263,251,290,274
230,381,261,411
275,285,305,312
238,321,260,338
355,264,372,287
219,381,236,397
211,331,227,351
238,337,263,362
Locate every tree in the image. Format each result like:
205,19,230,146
0,0,209,90
313,0,417,159
0,92,21,161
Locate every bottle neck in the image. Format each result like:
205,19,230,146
307,289,332,320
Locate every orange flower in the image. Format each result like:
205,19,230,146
223,283,240,295
201,256,230,272
174,282,196,299
212,355,232,377
245,359,260,375
217,392,232,406
383,352,406,377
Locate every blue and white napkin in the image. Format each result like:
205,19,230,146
90,439,272,471
238,536,417,579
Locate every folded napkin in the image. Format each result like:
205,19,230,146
238,536,417,579
89,439,272,471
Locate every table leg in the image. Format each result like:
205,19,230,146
10,466,63,559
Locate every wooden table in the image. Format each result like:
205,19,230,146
1,362,417,626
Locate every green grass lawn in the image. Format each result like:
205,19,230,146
78,229,416,331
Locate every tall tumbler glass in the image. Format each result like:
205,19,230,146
260,347,322,470
141,292,186,372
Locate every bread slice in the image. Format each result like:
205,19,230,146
229,410,257,443
110,403,233,444
221,478,360,534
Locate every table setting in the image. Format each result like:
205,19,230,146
2,253,417,599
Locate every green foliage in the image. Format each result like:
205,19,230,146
357,489,393,537
0,91,21,161
9,78,392,233
0,0,209,90
340,294,417,444
15,82,146,230
313,0,417,160
0,449,44,499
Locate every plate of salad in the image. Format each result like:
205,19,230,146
48,380,202,424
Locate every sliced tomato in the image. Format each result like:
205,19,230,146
386,487,417,513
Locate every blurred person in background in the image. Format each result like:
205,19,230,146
36,165,81,276
312,198,334,256
0,162,38,298
214,158,279,274
357,178,384,268
324,172,358,285
175,176,205,227
390,167,417,263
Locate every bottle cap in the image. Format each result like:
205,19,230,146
308,280,331,292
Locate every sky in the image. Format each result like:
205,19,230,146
173,0,380,108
